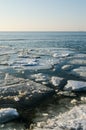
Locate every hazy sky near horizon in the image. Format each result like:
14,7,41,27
0,0,86,31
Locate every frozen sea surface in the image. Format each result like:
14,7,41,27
0,32,86,129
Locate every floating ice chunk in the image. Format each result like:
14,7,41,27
53,53,69,58
39,58,60,67
70,99,77,104
14,96,20,101
81,97,86,102
69,59,86,65
31,73,49,82
64,80,86,91
13,58,38,67
71,66,86,79
18,54,29,58
18,49,30,58
24,59,38,66
53,53,58,57
13,57,53,70
51,76,64,87
62,64,73,70
61,53,70,57
53,51,70,58
0,108,19,123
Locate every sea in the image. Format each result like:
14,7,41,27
0,32,86,51
0,32,86,79
0,32,86,129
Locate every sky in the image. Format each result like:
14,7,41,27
0,0,86,31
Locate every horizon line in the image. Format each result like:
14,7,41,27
0,30,86,32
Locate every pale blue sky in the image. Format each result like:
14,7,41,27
0,0,86,31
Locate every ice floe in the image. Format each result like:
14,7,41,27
62,64,73,70
53,52,70,58
71,66,86,79
69,59,86,65
12,58,38,67
31,73,49,82
64,80,86,91
0,76,55,108
0,108,19,123
51,76,64,87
